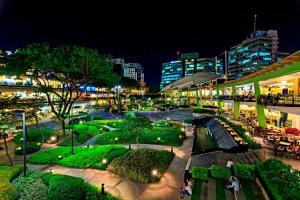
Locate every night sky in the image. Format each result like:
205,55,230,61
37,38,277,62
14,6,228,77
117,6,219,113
0,0,300,87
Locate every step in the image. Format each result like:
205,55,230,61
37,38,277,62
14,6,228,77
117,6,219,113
234,184,246,200
245,152,255,164
248,151,260,163
225,190,234,200
207,178,216,200
200,181,208,200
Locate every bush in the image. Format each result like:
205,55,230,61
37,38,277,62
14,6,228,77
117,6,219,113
73,124,100,144
57,136,81,146
42,173,86,200
28,147,84,164
13,129,56,144
93,116,104,120
193,108,215,115
210,165,230,180
60,146,128,169
192,167,209,181
153,120,172,127
108,149,174,183
12,170,48,200
0,165,23,200
257,159,300,200
14,142,42,155
85,184,119,200
96,127,185,147
233,163,256,180
218,116,261,149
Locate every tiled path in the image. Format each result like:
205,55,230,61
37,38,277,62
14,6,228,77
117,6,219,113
28,128,193,200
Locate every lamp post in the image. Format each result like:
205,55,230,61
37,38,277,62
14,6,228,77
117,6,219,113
71,105,80,155
115,85,121,117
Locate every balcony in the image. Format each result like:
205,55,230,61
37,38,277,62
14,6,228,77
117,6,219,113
257,94,300,107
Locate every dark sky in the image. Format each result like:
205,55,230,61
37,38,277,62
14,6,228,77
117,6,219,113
0,0,300,87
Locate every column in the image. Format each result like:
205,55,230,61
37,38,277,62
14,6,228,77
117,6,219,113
209,87,213,106
199,87,203,108
232,86,240,120
217,88,222,112
254,80,267,128
196,90,200,108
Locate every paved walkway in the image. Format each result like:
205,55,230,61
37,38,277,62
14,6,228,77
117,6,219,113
28,128,193,200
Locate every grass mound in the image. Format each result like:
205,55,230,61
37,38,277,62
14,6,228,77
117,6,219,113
108,149,174,183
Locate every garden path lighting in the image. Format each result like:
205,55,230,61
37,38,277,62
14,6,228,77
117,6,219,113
115,137,118,141
50,136,56,141
152,169,158,176
58,155,63,160
179,135,182,139
171,146,173,153
102,159,107,165
49,168,54,173
157,137,161,141
167,117,170,120
181,127,185,132
101,183,105,194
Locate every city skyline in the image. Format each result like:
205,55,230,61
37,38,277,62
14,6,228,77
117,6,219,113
0,0,300,87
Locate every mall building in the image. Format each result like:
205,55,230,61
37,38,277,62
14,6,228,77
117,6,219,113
161,50,300,129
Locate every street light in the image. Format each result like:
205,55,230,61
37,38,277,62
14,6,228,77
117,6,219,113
70,105,81,155
114,85,121,117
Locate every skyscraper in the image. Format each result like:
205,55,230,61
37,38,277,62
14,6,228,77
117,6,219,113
160,60,183,89
227,30,289,80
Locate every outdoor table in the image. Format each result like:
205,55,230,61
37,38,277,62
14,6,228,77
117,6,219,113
279,141,291,146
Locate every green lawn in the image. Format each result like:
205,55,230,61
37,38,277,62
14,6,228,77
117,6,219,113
107,149,174,183
95,127,185,146
10,169,119,200
28,146,129,170
191,179,202,200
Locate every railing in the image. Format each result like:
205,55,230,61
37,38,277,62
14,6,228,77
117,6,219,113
219,95,234,100
257,94,300,106
234,95,256,102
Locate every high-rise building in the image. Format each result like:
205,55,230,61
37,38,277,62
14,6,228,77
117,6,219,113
160,53,224,89
160,60,183,89
123,63,144,84
111,58,144,84
227,30,289,80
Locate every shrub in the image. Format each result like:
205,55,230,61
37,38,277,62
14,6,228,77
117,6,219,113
73,124,100,144
42,173,86,200
233,163,256,180
192,167,209,181
210,165,230,180
93,116,104,120
13,129,56,144
218,116,261,149
60,146,128,169
153,120,172,127
28,147,84,164
57,136,81,146
108,149,174,183
14,142,42,155
257,159,300,200
193,108,215,115
0,183,17,200
85,184,119,200
12,170,48,200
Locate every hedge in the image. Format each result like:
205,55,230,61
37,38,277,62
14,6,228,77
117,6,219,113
210,165,231,180
13,129,56,144
192,167,209,181
218,116,261,149
14,142,42,155
257,159,300,200
0,165,23,200
108,149,174,183
233,163,256,180
193,108,216,115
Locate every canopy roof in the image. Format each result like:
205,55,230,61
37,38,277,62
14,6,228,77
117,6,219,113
161,72,217,92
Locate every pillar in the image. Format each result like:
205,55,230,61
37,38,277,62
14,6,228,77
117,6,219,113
294,78,299,95
217,88,222,112
232,86,240,120
209,87,213,106
199,87,203,108
254,80,267,128
196,90,200,108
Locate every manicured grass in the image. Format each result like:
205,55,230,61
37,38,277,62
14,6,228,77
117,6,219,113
58,135,81,146
96,127,185,146
195,127,217,151
0,165,23,200
85,120,124,128
28,146,129,170
191,179,202,200
107,149,175,183
11,169,119,200
215,179,226,200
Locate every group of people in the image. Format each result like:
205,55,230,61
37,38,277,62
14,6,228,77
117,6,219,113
275,143,300,159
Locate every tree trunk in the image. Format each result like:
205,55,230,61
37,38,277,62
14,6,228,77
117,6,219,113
4,138,13,166
60,119,66,135
34,116,39,126
136,136,139,149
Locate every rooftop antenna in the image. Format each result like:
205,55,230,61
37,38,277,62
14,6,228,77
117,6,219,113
254,14,257,33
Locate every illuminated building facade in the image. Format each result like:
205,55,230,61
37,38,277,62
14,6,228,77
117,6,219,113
160,61,183,89
227,30,289,80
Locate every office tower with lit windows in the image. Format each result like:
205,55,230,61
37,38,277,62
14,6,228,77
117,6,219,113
160,52,224,89
227,30,289,80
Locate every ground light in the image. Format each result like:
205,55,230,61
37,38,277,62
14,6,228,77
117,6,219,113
50,136,56,141
152,169,158,176
115,137,118,141
49,168,54,173
181,127,185,132
102,159,107,165
157,137,161,141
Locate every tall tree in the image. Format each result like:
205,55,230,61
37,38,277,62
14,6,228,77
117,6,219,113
121,112,152,148
1,43,120,134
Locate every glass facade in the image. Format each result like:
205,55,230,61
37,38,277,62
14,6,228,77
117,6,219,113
160,61,183,89
227,30,287,80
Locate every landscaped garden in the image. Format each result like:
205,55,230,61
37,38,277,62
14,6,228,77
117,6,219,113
0,165,119,200
95,126,185,146
28,145,129,170
107,149,174,183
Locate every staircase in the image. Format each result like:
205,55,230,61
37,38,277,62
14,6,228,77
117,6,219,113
236,150,261,164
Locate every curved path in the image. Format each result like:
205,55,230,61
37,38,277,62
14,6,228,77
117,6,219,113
28,128,193,200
